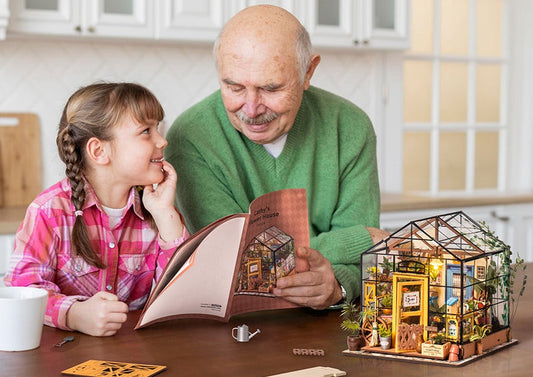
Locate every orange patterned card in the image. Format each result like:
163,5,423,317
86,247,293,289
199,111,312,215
61,360,166,377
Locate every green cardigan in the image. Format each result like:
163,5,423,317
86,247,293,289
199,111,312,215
165,86,380,301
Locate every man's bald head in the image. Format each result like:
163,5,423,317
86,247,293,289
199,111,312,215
214,5,313,83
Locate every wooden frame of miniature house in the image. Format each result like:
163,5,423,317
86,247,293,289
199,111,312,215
360,211,511,356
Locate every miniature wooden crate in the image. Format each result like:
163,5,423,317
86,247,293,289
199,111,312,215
421,342,451,359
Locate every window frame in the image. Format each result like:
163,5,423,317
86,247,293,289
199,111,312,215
383,0,510,195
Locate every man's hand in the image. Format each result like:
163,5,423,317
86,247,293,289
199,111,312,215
66,291,128,336
366,226,390,244
273,246,342,310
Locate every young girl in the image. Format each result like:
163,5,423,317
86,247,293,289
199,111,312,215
4,82,187,336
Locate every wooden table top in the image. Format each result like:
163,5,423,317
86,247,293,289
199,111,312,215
2,268,531,377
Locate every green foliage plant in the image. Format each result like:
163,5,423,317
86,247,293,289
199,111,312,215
378,324,392,338
340,302,362,337
381,292,393,308
431,333,446,345
477,221,528,325
379,257,395,275
469,324,492,342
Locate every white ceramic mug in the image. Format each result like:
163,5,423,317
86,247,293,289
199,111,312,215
0,286,48,351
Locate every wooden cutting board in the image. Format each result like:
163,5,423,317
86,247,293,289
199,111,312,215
0,113,42,207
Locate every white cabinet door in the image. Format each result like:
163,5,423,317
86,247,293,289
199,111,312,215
361,0,410,49
8,0,153,39
306,0,410,49
8,0,82,36
305,0,355,48
86,0,154,39
156,0,226,41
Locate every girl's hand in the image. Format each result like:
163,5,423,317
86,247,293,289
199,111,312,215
66,291,128,336
142,160,177,215
142,160,184,243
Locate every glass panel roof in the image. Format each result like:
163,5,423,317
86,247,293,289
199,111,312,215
364,211,507,260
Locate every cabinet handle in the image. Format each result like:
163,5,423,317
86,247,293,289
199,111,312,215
490,211,510,222
363,39,370,45
75,25,82,33
353,40,360,45
87,26,95,33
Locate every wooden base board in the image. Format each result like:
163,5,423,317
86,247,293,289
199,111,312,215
342,339,518,367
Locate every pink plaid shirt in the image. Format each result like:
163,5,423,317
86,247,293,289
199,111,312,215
4,178,188,330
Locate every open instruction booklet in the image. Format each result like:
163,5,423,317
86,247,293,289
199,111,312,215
135,188,309,329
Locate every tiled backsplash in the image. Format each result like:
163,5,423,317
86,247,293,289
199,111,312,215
0,38,381,189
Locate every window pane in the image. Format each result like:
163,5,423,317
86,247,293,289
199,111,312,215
440,0,469,55
475,131,499,189
439,62,468,122
317,0,340,26
439,132,466,190
104,0,134,15
374,0,395,30
409,0,434,53
404,60,432,122
476,64,501,122
477,0,503,57
403,132,431,192
25,0,58,10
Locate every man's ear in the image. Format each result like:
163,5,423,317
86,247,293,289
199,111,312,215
85,137,110,165
303,54,321,90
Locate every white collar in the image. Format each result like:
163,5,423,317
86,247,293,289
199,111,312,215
262,133,288,158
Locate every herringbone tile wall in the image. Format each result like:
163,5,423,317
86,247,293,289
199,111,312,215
0,38,381,189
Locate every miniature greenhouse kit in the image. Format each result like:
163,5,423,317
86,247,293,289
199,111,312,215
236,226,295,294
346,211,519,365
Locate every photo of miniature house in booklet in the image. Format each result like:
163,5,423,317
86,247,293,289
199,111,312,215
352,211,521,364
236,226,296,295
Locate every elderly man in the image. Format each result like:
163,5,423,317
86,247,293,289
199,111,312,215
165,5,387,309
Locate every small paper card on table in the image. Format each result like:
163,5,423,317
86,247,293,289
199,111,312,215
61,360,166,377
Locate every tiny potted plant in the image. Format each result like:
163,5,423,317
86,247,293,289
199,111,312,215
378,323,392,350
366,266,379,280
381,292,393,315
379,257,395,279
470,324,492,354
340,302,363,351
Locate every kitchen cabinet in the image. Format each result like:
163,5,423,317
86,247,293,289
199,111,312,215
305,0,410,49
156,0,226,41
229,0,410,50
381,203,533,263
6,0,409,49
8,0,154,39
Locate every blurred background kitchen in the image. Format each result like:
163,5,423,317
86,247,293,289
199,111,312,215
1,0,532,284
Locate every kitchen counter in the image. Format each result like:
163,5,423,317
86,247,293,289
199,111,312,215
381,191,533,212
2,192,533,234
